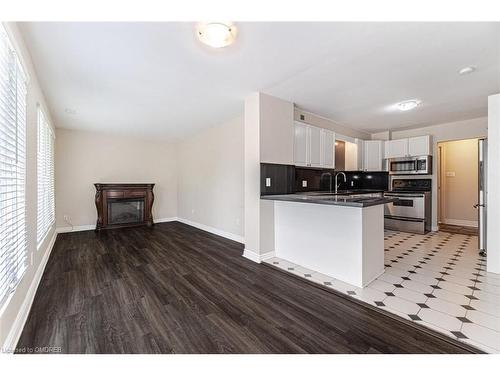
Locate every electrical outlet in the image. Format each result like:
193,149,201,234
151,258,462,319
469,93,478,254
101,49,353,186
191,209,195,214
265,177,271,187
63,215,72,225
351,181,354,187
302,180,307,187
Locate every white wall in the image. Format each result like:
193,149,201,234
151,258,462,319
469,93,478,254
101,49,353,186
0,23,57,350
487,94,500,274
55,128,178,229
177,116,244,241
390,117,488,230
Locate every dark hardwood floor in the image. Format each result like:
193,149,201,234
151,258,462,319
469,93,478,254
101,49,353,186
17,222,480,354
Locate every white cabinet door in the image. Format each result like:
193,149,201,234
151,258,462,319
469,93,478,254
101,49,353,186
408,135,431,156
385,138,408,158
294,122,308,166
308,125,322,167
321,129,335,168
363,140,384,171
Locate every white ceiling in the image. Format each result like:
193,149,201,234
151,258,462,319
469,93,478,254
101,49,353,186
19,22,500,139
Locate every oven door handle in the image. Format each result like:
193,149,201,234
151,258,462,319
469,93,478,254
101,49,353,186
384,215,424,222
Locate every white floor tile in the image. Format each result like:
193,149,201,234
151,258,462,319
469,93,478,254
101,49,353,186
443,274,477,287
353,287,387,303
418,308,463,332
438,280,474,295
329,279,357,294
478,282,500,296
461,323,500,351
466,310,500,332
472,290,500,305
432,288,471,305
383,296,420,315
470,299,500,318
368,279,396,293
459,339,500,354
409,272,439,286
377,272,404,285
401,279,434,294
392,287,428,304
426,297,467,317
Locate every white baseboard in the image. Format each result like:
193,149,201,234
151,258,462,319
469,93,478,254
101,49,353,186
243,249,261,263
442,219,479,228
154,217,178,224
56,217,178,233
176,217,244,244
242,249,275,263
56,224,95,233
2,230,57,352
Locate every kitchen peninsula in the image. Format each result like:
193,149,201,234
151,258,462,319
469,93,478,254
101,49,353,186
261,193,394,288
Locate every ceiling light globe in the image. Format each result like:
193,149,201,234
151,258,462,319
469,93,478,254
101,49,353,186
197,22,236,48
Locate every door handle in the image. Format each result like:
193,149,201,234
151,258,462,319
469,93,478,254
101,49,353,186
473,204,485,208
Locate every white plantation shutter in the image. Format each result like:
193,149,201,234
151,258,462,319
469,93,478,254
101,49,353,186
37,108,55,247
0,26,27,308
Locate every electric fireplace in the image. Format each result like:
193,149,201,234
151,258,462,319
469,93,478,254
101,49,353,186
94,183,154,230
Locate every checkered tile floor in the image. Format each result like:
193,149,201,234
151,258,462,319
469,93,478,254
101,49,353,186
264,230,500,353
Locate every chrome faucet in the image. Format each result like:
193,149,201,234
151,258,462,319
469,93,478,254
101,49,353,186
334,172,347,194
320,172,333,192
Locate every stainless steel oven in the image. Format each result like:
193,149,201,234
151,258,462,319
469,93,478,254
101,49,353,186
384,178,432,234
389,155,432,175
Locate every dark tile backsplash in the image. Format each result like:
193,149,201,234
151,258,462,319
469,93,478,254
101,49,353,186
261,163,389,195
260,163,295,195
295,167,335,192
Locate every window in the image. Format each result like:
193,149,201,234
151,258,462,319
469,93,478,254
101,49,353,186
0,26,27,308
37,108,55,247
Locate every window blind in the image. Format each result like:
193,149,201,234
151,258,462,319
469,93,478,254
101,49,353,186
0,26,27,308
37,108,55,247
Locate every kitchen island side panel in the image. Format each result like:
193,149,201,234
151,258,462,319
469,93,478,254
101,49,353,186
274,201,368,286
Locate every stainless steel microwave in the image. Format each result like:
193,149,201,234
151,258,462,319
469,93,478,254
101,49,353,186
389,155,432,175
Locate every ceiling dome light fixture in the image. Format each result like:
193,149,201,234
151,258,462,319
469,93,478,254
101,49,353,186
396,99,421,111
458,66,476,75
197,22,237,48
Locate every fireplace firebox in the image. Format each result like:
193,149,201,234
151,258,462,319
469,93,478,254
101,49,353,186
94,183,154,230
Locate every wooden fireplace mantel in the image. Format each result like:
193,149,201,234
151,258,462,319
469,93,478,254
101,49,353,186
94,183,155,231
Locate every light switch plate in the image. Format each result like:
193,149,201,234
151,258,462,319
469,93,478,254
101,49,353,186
265,177,271,187
302,180,307,187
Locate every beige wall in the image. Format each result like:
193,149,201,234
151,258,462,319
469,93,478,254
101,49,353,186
55,129,178,228
177,116,244,239
1,23,57,349
390,116,487,230
260,93,295,165
439,139,479,226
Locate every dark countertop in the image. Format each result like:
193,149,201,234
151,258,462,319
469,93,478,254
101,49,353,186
261,191,395,208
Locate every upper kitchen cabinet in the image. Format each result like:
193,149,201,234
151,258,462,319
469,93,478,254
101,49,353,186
293,121,335,168
385,138,408,159
293,121,309,165
408,135,432,156
384,135,432,158
363,140,384,171
321,128,335,168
